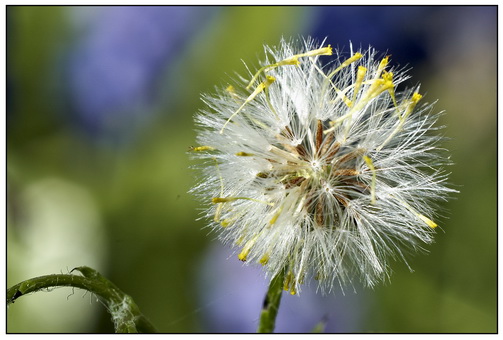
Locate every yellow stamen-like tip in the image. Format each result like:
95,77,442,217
259,254,269,265
383,70,393,82
412,92,423,103
265,75,276,84
363,155,373,167
283,274,291,290
212,197,230,204
278,56,300,67
269,209,282,225
419,214,438,228
220,219,231,227
323,44,333,55
235,151,254,157
383,80,394,90
305,45,333,57
238,252,247,262
190,145,215,152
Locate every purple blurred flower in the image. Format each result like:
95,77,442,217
68,6,215,140
197,243,369,333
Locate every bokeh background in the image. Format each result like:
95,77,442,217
6,5,496,333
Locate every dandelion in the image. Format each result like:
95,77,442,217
191,37,454,297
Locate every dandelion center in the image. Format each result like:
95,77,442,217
261,118,367,230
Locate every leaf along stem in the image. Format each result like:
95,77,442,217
7,266,157,333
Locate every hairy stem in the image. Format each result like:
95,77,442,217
7,266,157,333
257,268,286,333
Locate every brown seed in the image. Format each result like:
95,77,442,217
320,131,335,157
325,141,341,162
335,148,363,165
315,119,323,155
295,144,309,160
334,194,349,207
256,172,269,178
316,196,324,227
284,176,306,189
283,125,294,139
332,169,359,177
343,179,369,192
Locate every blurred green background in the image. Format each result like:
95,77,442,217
6,6,496,333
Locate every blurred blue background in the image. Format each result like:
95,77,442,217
7,6,496,333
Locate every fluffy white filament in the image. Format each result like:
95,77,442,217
191,37,454,295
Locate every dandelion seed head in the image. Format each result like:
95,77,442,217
191,37,455,295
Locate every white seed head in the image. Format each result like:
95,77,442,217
191,37,455,295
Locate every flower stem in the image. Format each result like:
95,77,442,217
257,268,286,333
7,266,157,333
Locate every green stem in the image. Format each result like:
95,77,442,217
7,266,157,333
257,268,286,333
